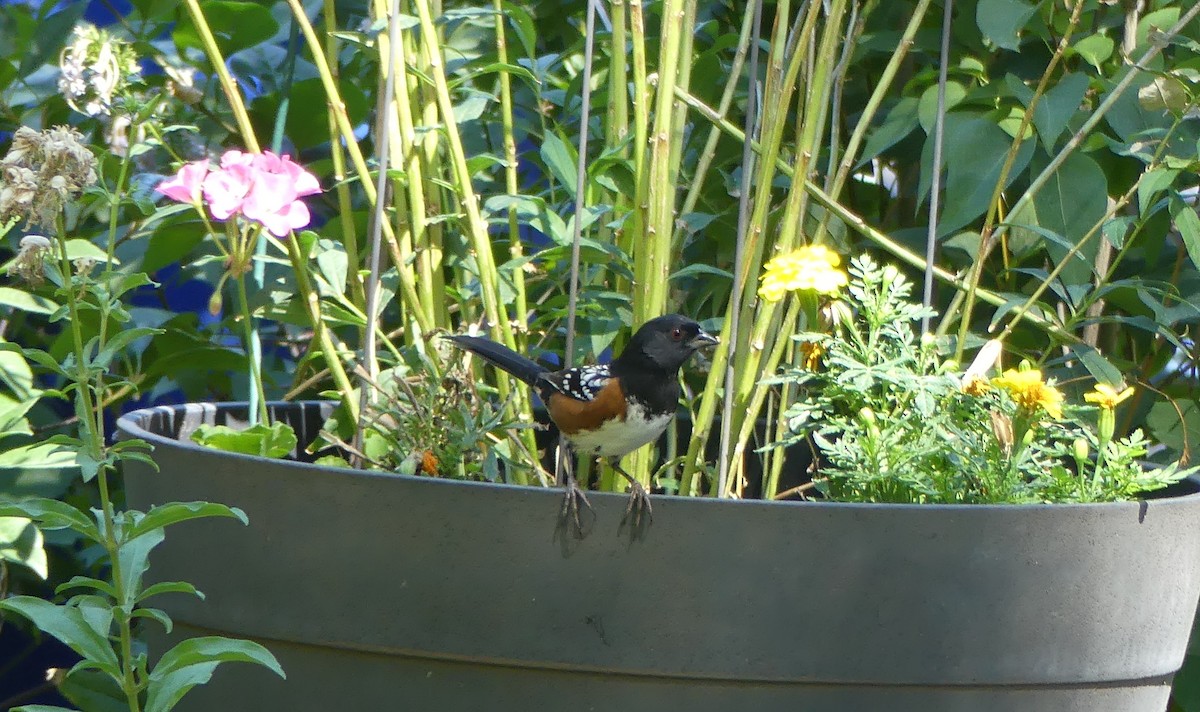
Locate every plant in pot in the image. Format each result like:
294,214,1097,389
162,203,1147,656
5,0,1200,709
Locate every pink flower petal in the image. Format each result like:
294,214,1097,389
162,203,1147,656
202,164,253,220
155,160,209,203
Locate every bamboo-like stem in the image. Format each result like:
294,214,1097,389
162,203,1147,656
493,0,531,343
409,0,537,451
625,0,652,325
284,0,432,334
322,0,365,311
182,0,260,151
286,237,360,422
670,5,756,249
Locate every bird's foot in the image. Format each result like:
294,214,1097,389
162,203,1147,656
620,478,654,532
559,478,594,539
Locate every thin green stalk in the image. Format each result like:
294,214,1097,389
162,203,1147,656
55,229,139,712
670,5,756,249
233,269,269,424
182,0,259,151
954,0,1086,360
323,0,365,311
626,0,651,320
286,237,359,422
493,0,530,342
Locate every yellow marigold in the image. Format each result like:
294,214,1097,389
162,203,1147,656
962,375,991,396
1084,384,1134,410
991,367,1063,419
757,245,848,302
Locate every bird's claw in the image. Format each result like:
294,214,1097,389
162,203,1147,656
620,479,654,532
559,479,594,539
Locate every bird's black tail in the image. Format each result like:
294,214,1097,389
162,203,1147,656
444,334,548,386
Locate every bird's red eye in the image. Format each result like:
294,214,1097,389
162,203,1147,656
671,327,684,341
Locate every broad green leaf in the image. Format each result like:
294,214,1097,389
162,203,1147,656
63,239,111,263
13,706,82,712
1138,168,1178,217
0,597,120,678
0,516,47,578
976,0,1038,50
138,580,205,604
1147,399,1200,463
58,667,128,712
1069,343,1123,387
0,341,36,398
146,637,284,712
126,502,249,543
1010,152,1108,284
1073,33,1114,70
132,606,174,633
859,97,919,167
117,526,164,606
1015,72,1089,151
0,442,77,468
190,422,297,459
0,287,57,315
540,132,578,198
925,115,1035,237
917,81,965,134
1173,200,1200,273
0,498,98,540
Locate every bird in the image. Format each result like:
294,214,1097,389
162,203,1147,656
445,314,719,534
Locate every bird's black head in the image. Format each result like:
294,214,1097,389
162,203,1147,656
616,314,719,373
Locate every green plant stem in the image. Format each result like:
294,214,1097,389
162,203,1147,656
323,0,365,311
182,0,260,151
286,237,359,422
493,0,530,344
54,229,140,711
233,268,270,425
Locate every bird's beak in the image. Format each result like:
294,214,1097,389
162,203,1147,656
690,329,720,348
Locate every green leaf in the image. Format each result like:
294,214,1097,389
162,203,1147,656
859,97,919,167
132,606,174,633
540,132,578,199
174,1,279,57
63,239,111,263
138,580,205,604
190,422,297,459
976,0,1038,50
0,442,78,469
58,667,128,712
13,706,83,712
55,576,117,598
0,498,98,540
0,517,47,579
117,526,164,606
146,637,284,712
926,115,1035,236
0,287,57,315
1073,33,1114,70
0,597,120,678
0,342,36,398
917,81,966,134
1070,343,1123,387
1010,152,1108,284
1015,72,1089,151
1172,199,1200,273
126,502,249,543
1138,168,1178,216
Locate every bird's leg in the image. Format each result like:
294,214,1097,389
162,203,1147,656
608,459,653,529
556,445,593,538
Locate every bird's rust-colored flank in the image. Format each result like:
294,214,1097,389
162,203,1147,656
546,378,628,434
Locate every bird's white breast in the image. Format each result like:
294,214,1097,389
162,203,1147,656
568,400,673,458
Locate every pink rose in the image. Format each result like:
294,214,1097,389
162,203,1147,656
155,160,209,203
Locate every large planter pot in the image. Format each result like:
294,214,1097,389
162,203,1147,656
117,401,1200,712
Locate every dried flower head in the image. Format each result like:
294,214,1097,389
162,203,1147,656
9,234,54,285
0,126,98,228
58,24,141,117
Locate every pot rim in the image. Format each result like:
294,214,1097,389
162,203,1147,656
116,400,1200,512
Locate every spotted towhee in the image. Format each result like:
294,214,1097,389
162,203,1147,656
446,314,719,532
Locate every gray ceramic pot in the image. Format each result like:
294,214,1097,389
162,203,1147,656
116,401,1200,712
